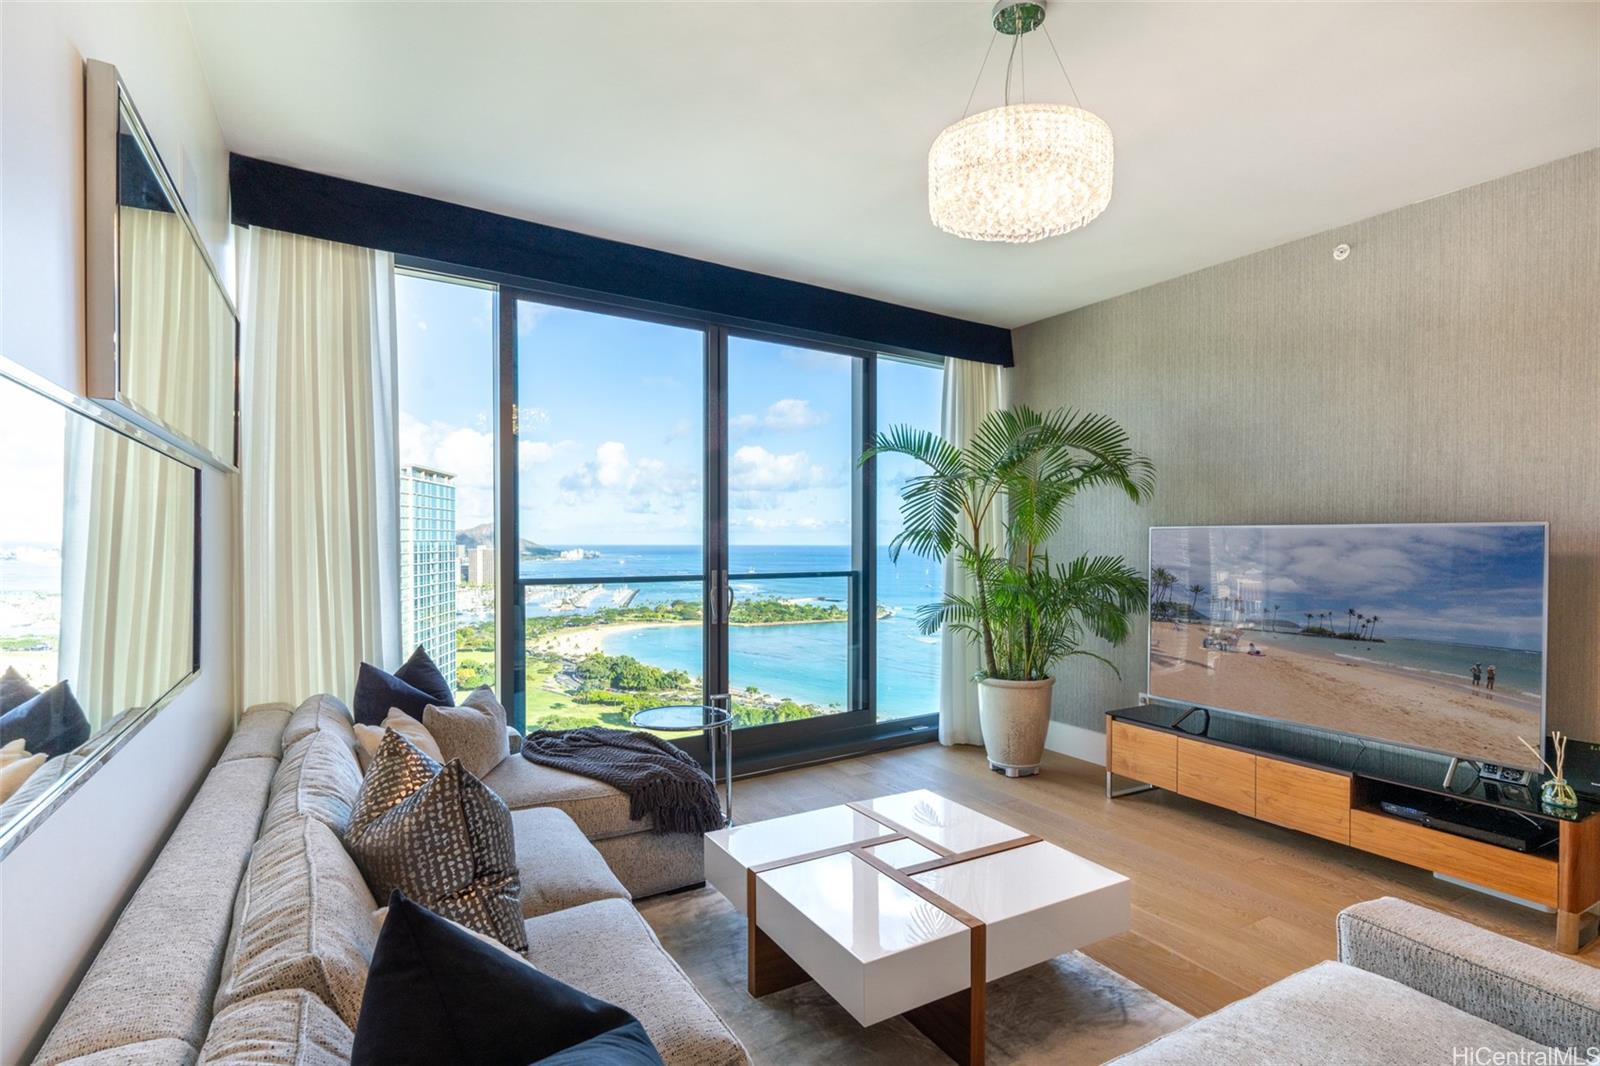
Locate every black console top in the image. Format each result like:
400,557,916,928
1108,703,1600,824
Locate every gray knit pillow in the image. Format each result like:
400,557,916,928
343,731,525,954
423,687,508,780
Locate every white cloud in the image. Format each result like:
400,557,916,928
729,445,836,492
731,398,828,434
559,441,697,500
400,413,570,528
732,515,828,532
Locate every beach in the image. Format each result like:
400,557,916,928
1149,621,1541,767
532,620,699,660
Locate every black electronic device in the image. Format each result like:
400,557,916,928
1378,796,1557,853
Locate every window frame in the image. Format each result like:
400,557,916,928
398,256,941,772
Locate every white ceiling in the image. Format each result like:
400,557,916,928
183,2,1599,328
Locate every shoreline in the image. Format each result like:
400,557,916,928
529,617,850,714
1149,622,1541,766
531,616,851,660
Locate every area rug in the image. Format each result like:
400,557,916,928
637,887,1193,1065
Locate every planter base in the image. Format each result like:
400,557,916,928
990,761,1040,778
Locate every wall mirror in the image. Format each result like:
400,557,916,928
85,59,239,470
0,361,201,857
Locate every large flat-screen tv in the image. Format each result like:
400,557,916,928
1147,522,1547,770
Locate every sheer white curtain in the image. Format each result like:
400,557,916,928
58,417,195,731
938,357,1010,747
239,227,400,707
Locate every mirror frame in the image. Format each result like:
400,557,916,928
0,356,204,861
84,58,240,471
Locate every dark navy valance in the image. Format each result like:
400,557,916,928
229,154,1012,366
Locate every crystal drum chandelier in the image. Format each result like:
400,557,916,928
929,1,1114,243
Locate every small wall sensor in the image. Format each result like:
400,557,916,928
1333,243,1351,261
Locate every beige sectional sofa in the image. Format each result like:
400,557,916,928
1112,896,1600,1064
32,697,748,1066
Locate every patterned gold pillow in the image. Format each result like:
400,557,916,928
343,731,525,954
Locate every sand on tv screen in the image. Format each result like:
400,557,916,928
1146,522,1547,770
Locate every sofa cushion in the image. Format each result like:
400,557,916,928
510,806,630,917
262,729,364,836
525,899,747,1066
1107,961,1552,1065
0,750,46,801
197,989,352,1065
51,1038,197,1065
483,755,648,839
1338,896,1600,1050
424,686,508,780
218,704,293,764
33,757,278,1066
352,891,661,1066
214,817,378,1029
352,709,442,773
281,694,358,754
345,733,525,953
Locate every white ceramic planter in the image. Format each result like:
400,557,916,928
977,677,1055,777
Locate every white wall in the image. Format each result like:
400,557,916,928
0,5,237,1063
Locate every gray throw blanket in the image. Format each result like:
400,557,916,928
521,727,725,835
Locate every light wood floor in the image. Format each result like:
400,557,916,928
732,742,1598,1018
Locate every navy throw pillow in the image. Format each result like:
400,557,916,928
0,681,90,757
352,647,452,727
537,1021,664,1065
396,645,453,706
0,666,39,714
351,891,662,1066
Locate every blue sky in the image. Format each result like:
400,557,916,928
394,274,942,547
1150,524,1547,650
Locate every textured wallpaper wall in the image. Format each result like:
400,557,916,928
1012,149,1599,741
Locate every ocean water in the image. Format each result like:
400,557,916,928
522,545,941,718
1252,630,1544,698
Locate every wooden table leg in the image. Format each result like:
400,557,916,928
747,869,811,997
903,924,986,1065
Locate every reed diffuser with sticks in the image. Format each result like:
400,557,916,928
1519,731,1580,810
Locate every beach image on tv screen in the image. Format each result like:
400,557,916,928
1147,523,1546,769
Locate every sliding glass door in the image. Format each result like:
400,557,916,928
508,294,710,738
478,281,942,765
723,335,872,735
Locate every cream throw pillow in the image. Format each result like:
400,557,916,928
353,710,443,773
0,752,47,802
423,687,508,780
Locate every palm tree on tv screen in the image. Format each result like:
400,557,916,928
1187,583,1205,617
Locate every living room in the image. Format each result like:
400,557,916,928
0,2,1596,1064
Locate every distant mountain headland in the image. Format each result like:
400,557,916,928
455,523,600,561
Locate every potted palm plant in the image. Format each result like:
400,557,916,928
865,407,1153,776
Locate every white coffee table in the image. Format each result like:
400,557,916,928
703,789,1130,1065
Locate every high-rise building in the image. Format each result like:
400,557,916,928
399,465,457,688
466,545,495,586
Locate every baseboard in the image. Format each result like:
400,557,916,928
1045,721,1106,766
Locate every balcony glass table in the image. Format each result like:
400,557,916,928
630,704,734,823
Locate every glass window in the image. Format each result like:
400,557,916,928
514,299,706,734
876,356,945,720
394,272,497,699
